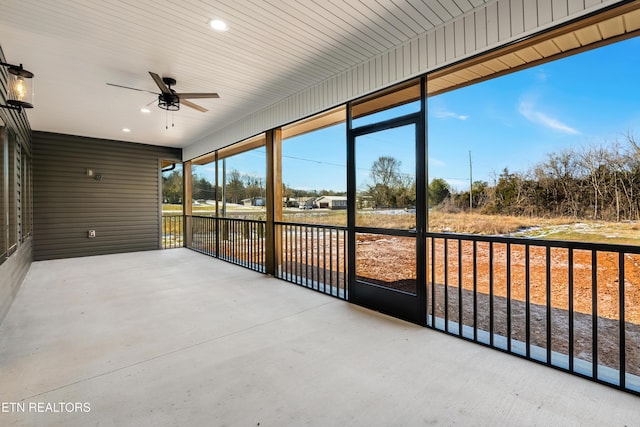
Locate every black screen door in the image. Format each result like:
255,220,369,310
348,114,426,324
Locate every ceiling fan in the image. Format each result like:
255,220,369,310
107,71,219,113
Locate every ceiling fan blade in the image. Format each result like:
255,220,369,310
176,93,220,99
106,83,158,95
181,99,208,113
149,71,171,94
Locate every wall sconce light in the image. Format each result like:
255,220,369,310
0,61,34,112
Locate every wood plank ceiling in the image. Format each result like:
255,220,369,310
0,0,488,147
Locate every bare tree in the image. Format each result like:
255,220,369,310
371,156,402,188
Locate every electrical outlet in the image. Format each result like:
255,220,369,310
88,230,96,238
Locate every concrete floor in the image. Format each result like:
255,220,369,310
0,249,638,427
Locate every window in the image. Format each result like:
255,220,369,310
7,129,18,255
162,162,183,215
21,149,32,240
219,144,266,219
191,159,216,216
427,36,640,241
281,107,347,225
0,125,6,262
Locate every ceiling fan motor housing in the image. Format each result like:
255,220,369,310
158,92,180,111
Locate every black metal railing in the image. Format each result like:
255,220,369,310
161,215,184,249
276,222,348,300
426,232,640,395
188,215,266,273
180,211,639,395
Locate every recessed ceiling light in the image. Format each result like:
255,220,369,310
208,18,229,32
140,107,151,113
122,128,131,133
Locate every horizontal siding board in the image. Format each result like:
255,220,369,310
34,244,159,261
33,131,181,261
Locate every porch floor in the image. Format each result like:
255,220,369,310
0,249,637,426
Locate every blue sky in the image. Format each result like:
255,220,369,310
192,36,640,193
428,36,640,191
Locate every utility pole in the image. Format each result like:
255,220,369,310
469,150,473,210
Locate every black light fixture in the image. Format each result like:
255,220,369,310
0,61,34,112
157,77,179,111
158,92,180,111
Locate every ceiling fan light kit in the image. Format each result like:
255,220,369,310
106,71,219,128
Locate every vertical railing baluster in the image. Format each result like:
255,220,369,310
592,250,598,380
489,241,494,346
507,242,511,352
546,246,552,365
295,225,299,285
525,244,531,359
304,226,313,287
444,238,449,333
619,251,626,389
284,224,288,280
338,230,349,301
458,238,463,337
312,227,316,290
569,248,574,372
473,240,477,342
323,228,327,294
430,237,436,327
329,229,334,295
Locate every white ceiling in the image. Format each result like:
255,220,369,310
0,0,486,148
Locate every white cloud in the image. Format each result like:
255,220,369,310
429,157,446,167
518,100,580,135
444,178,471,192
432,108,469,121
535,70,548,82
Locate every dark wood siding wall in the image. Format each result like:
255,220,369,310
0,44,33,326
33,132,181,260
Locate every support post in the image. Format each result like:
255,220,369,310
266,129,282,275
183,160,193,248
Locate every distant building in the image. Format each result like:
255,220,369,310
316,196,347,210
241,197,265,207
297,197,317,209
283,198,299,208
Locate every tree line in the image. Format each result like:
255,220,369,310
435,134,640,221
165,134,640,222
163,168,345,205
163,169,263,204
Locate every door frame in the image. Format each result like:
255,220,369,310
346,77,427,325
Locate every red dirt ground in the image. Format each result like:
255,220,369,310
355,234,640,324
